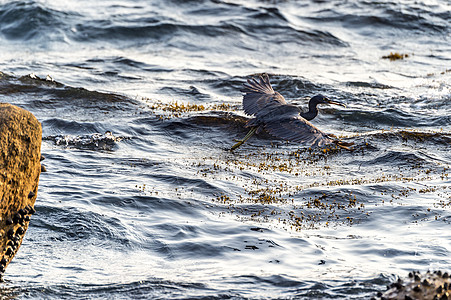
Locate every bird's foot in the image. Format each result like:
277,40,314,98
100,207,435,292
335,140,355,151
230,140,244,151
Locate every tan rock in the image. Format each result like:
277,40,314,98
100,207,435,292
0,103,42,279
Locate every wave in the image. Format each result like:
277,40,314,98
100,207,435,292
1,0,447,51
0,0,349,48
354,129,451,146
35,205,131,245
341,108,451,128
346,81,394,89
0,1,73,41
12,280,220,299
307,2,450,35
71,17,347,48
43,131,125,151
0,73,137,115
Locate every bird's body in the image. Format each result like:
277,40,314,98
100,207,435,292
231,74,350,151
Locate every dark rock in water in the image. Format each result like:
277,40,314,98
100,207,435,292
0,103,42,277
376,270,451,300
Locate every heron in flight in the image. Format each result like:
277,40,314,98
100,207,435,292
230,74,352,151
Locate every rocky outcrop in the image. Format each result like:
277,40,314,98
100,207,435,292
376,270,450,300
0,103,42,280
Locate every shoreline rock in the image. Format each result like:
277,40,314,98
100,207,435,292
376,270,450,300
0,103,42,280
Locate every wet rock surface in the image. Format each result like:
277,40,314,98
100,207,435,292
376,271,451,300
0,103,42,280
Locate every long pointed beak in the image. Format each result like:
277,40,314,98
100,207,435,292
325,99,346,107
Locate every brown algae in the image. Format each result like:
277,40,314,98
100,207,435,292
382,52,410,61
142,99,235,119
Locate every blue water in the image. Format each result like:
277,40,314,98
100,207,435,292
0,0,450,298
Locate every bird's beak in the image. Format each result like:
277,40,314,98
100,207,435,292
325,99,346,107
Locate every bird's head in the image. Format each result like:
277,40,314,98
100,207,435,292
311,94,346,107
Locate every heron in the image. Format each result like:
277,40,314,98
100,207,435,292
230,74,352,151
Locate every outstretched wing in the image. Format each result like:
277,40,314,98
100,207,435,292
264,115,334,147
241,74,287,116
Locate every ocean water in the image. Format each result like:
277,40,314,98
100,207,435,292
0,0,450,298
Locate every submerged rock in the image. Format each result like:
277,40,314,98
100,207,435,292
0,103,42,280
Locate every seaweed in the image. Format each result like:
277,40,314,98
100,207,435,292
382,52,410,61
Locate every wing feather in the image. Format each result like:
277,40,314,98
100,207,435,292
264,116,334,147
241,74,287,116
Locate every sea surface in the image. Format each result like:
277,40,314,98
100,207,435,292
0,0,450,299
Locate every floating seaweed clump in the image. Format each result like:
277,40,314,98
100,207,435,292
143,99,235,119
199,135,450,231
382,52,410,61
149,101,206,113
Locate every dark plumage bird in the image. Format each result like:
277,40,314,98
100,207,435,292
231,74,352,151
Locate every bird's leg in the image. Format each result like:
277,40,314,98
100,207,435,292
230,127,257,151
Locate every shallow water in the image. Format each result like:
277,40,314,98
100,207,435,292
0,0,450,298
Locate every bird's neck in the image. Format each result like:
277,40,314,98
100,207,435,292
300,103,318,121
